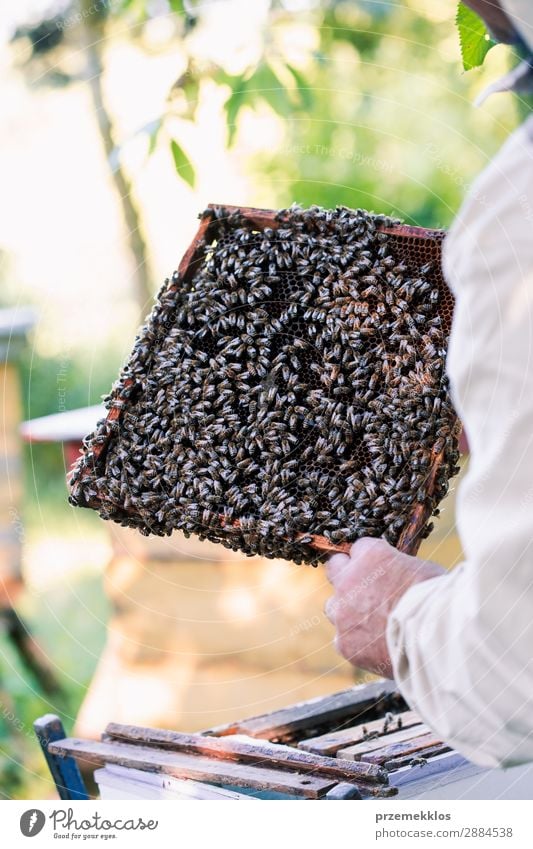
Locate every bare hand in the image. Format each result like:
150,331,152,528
325,538,445,678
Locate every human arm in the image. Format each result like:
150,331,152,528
328,118,533,768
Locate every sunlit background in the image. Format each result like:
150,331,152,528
0,0,523,798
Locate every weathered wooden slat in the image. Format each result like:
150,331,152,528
48,738,340,799
359,733,448,766
388,751,471,790
207,679,399,740
298,710,422,757
383,744,451,771
338,725,431,761
104,724,388,786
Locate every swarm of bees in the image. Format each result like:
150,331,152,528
69,205,459,565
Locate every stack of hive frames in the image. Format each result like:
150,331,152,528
69,204,460,564
45,680,464,799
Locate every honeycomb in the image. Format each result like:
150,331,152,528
69,205,460,565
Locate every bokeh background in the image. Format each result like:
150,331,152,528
0,0,523,799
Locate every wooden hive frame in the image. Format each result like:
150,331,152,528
73,204,459,559
38,680,477,800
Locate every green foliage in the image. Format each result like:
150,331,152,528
224,75,249,146
222,60,312,146
17,345,123,509
19,347,122,422
0,633,47,798
246,63,292,117
172,67,201,121
456,1,496,70
0,570,109,798
286,64,313,110
168,0,186,13
110,0,150,18
170,139,195,188
245,2,518,229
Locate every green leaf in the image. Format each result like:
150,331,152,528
183,75,199,116
456,1,496,71
171,67,200,120
224,76,248,145
213,68,235,88
170,139,195,188
286,64,313,110
222,63,302,145
111,0,149,19
168,0,186,13
247,62,292,117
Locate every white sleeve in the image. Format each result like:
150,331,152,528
502,1,533,51
386,118,533,769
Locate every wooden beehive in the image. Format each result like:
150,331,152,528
44,680,533,800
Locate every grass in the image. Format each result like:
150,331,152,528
0,479,110,799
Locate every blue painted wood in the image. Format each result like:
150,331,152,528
34,714,89,801
325,782,363,800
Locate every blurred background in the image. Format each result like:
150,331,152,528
0,0,523,798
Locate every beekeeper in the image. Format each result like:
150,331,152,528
326,0,533,769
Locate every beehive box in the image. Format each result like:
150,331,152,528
45,680,533,800
69,205,460,564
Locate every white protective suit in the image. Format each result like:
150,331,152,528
387,2,533,769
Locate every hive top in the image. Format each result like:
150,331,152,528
21,404,105,444
0,306,37,361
